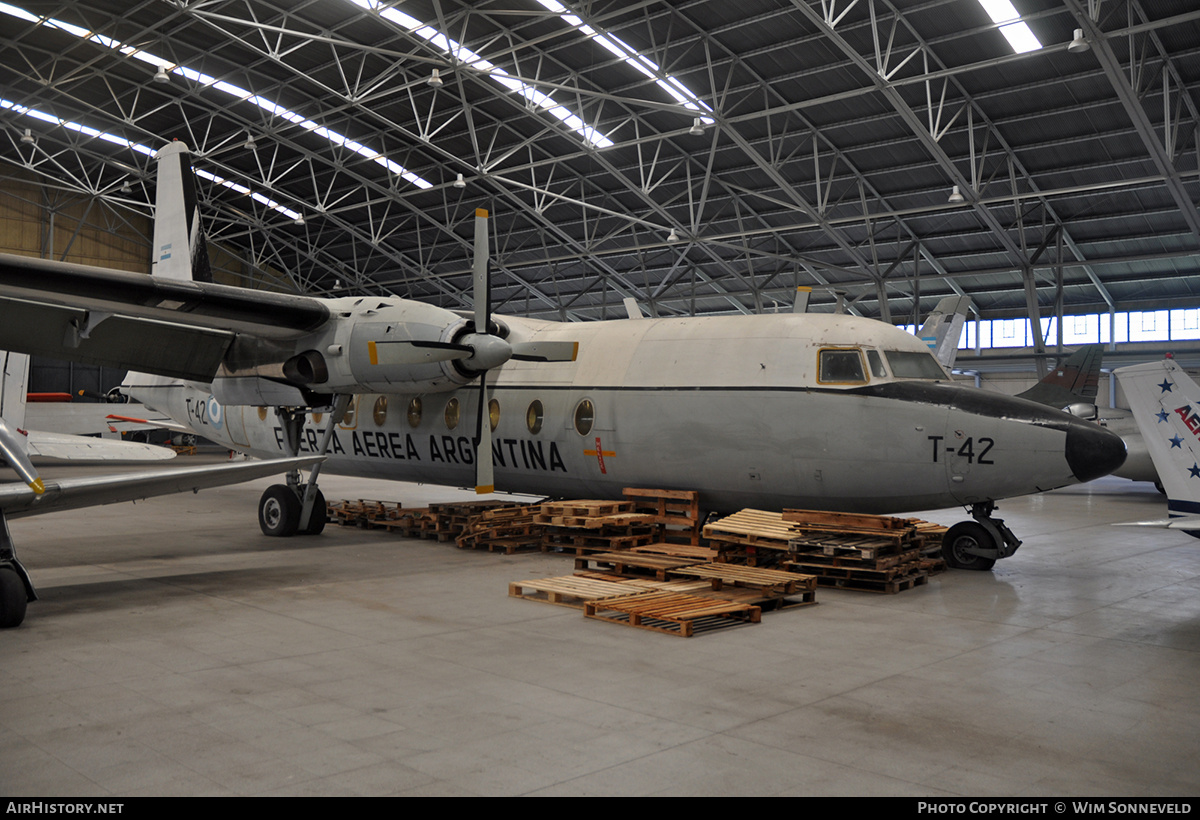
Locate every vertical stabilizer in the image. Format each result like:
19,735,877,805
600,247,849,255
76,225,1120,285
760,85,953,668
917,295,971,368
1114,359,1200,517
151,141,211,283
1017,344,1102,407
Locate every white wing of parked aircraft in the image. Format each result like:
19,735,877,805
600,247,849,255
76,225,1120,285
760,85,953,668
0,142,1127,586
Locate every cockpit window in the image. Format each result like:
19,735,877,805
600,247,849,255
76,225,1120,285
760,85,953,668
884,350,946,380
818,348,867,384
866,350,887,378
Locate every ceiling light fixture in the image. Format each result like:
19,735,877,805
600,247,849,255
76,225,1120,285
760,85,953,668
453,173,466,189
1068,28,1089,53
428,68,444,87
948,185,965,204
667,228,679,242
688,118,704,136
19,127,34,144
152,66,170,83
244,134,257,151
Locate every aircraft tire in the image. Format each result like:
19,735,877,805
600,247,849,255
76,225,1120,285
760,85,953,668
0,566,28,628
259,484,301,537
301,487,327,536
941,522,998,571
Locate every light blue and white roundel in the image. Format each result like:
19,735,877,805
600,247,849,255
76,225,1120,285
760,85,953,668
206,395,224,429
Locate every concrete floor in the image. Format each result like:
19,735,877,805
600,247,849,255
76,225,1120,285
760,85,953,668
1,460,1198,796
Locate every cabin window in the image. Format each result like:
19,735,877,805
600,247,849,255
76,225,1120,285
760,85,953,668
867,350,887,378
488,399,500,431
573,398,595,436
526,400,544,434
407,397,422,428
817,348,867,384
373,397,388,426
885,350,946,380
444,397,460,430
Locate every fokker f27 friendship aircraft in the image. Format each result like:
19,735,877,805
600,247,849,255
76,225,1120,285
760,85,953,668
0,143,1125,596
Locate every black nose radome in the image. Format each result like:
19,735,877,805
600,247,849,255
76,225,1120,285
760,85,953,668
1065,420,1127,482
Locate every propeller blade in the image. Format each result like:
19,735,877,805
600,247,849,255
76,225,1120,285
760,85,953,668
510,341,579,363
474,371,494,494
0,417,43,494
367,340,472,365
473,208,490,335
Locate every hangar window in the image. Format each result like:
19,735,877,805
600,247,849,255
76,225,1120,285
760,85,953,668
444,397,460,430
488,399,500,431
373,397,388,426
817,349,867,384
526,400,544,435
407,397,422,428
885,350,946,380
573,398,595,436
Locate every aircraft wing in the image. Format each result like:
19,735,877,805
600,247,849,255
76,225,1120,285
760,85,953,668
0,253,330,382
0,455,322,519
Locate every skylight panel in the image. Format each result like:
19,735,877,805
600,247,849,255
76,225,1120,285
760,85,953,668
534,0,714,124
2,97,301,218
0,2,433,191
348,0,614,149
977,0,1042,54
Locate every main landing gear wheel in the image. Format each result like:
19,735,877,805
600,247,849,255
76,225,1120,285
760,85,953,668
941,521,998,571
0,566,28,628
259,484,301,537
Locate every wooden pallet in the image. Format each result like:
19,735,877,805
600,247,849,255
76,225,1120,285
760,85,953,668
508,575,659,608
702,508,796,550
668,563,817,595
574,552,701,580
585,590,761,637
814,572,929,594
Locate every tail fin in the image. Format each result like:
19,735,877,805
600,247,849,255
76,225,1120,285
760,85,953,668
1114,358,1200,517
1017,344,1103,408
917,295,971,368
151,141,211,283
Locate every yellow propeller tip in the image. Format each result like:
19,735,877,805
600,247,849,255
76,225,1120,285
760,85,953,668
29,478,45,495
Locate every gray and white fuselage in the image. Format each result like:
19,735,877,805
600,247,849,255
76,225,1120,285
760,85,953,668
128,310,1126,516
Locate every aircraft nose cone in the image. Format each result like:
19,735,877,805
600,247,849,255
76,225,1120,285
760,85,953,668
1065,420,1127,482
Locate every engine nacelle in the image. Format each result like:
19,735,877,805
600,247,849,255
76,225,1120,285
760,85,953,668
280,297,488,396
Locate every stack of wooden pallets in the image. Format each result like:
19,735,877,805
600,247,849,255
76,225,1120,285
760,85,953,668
622,487,704,546
701,508,944,593
455,504,544,553
783,509,944,593
327,499,405,528
700,508,801,565
426,500,514,542
536,500,659,553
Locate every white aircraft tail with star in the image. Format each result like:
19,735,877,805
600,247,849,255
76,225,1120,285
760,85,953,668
1113,358,1200,533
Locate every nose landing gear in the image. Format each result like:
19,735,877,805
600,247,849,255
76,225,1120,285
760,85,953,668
942,501,1021,571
